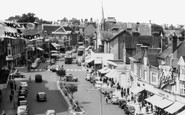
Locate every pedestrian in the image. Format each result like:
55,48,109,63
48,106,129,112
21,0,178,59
105,96,108,103
11,89,14,95
29,75,31,82
121,89,124,98
9,94,12,102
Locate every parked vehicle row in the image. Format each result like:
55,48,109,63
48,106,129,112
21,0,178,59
17,82,29,115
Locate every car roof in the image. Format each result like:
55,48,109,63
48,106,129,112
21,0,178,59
47,110,55,113
38,92,46,94
18,105,27,109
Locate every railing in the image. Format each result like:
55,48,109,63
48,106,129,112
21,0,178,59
57,81,85,115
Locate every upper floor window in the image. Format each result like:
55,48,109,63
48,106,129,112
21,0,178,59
143,70,147,81
180,68,185,75
180,81,185,95
144,57,147,66
151,73,157,83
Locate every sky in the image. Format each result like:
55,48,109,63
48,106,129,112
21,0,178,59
0,0,185,25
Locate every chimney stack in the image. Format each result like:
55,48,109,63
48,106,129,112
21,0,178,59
172,34,177,52
136,44,142,54
141,45,148,55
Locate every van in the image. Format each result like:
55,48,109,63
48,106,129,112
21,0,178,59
35,74,42,83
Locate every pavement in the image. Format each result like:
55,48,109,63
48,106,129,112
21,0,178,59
0,83,18,115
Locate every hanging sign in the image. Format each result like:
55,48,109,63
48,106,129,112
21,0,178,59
4,31,40,40
3,21,35,29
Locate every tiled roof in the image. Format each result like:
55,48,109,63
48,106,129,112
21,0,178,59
63,26,74,31
84,24,96,36
133,52,143,60
157,45,172,59
42,24,61,35
147,48,161,67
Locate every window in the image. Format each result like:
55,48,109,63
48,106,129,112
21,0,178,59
143,70,147,81
134,64,137,75
181,69,185,75
180,81,185,95
151,73,157,83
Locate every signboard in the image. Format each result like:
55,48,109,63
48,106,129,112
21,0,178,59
6,55,13,61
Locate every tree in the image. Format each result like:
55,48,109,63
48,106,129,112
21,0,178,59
65,84,78,96
17,13,37,23
151,24,164,35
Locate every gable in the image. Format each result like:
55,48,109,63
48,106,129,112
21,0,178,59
54,26,66,33
84,24,96,36
178,56,185,66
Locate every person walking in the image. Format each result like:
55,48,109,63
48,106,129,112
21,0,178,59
121,89,124,98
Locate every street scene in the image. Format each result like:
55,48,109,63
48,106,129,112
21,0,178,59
1,0,185,115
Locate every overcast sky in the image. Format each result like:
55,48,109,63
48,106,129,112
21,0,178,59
1,0,184,25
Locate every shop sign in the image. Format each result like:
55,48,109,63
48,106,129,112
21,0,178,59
4,31,40,40
6,55,13,61
158,69,176,89
4,21,35,29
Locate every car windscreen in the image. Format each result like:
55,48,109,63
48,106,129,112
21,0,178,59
39,94,46,98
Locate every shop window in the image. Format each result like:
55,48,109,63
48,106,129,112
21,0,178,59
180,81,185,95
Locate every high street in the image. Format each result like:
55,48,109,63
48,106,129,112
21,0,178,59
18,62,70,115
56,59,126,115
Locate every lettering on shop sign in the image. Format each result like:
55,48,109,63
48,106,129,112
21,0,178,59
4,31,40,40
159,71,176,89
4,22,35,29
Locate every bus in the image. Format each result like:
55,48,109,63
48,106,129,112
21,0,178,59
65,51,73,64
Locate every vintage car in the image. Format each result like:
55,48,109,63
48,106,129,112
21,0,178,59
36,92,47,102
17,105,28,115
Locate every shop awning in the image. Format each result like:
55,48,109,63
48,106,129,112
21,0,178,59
36,47,44,51
130,87,144,95
105,69,116,78
145,95,173,109
98,67,108,73
178,109,185,115
106,60,118,67
51,53,59,56
165,101,184,114
94,59,102,64
50,50,58,53
101,68,111,74
85,57,94,64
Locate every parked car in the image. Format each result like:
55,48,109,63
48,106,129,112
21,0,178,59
36,92,47,102
111,95,119,104
17,105,28,115
119,98,127,109
95,81,103,89
18,89,28,97
124,104,136,115
64,73,78,82
35,74,42,83
18,100,28,107
45,110,56,115
50,58,56,65
85,73,91,81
